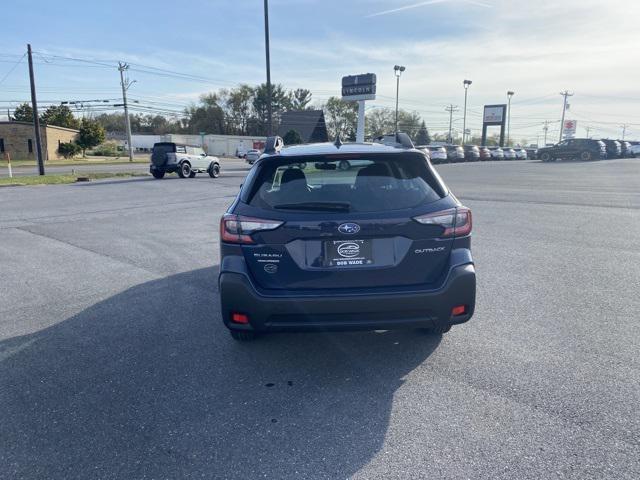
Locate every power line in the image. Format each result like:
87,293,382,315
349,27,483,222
0,53,26,86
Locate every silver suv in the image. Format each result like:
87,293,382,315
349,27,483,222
150,143,221,179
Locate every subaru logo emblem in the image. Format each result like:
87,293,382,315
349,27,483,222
338,223,360,234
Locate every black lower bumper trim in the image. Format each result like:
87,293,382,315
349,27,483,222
219,264,475,332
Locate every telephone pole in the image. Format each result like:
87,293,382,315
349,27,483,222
543,120,549,146
118,62,135,161
620,124,628,140
585,125,592,138
27,44,45,175
263,0,273,136
559,90,573,143
445,104,459,144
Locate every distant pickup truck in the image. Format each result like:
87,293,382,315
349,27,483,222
150,142,221,179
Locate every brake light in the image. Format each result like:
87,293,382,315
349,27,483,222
413,207,472,237
220,214,283,244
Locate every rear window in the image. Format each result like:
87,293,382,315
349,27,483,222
152,143,176,154
244,153,447,213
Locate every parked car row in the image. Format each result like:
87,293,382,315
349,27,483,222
418,144,531,164
537,138,637,162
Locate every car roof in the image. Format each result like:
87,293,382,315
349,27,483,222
268,142,423,157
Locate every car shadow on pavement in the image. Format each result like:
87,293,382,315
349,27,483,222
1,266,441,480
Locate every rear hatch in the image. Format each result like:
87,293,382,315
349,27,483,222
232,152,460,291
151,142,175,167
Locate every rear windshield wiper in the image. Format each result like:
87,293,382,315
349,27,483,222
273,202,351,212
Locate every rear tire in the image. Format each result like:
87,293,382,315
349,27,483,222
151,170,165,179
208,163,221,178
540,152,552,162
229,330,256,342
338,160,351,171
178,162,192,178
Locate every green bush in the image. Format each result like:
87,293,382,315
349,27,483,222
91,141,119,157
58,142,82,159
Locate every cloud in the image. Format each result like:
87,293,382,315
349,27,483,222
365,0,491,18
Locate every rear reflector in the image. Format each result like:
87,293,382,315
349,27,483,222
231,313,249,324
451,305,467,316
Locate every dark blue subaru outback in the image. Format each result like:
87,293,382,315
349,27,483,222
219,134,476,341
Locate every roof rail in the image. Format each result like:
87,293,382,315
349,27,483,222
372,131,415,149
264,135,284,154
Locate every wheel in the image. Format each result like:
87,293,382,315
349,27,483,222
540,152,552,162
208,163,221,178
580,150,593,161
151,170,165,179
177,162,191,178
229,330,256,342
188,171,197,178
421,323,452,335
338,160,351,171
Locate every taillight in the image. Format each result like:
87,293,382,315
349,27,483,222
220,214,283,244
413,207,472,237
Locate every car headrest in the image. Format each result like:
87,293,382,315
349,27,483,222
281,168,306,184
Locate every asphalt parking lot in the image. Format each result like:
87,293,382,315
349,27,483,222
1,157,639,479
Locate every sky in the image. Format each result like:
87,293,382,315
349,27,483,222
1,0,639,143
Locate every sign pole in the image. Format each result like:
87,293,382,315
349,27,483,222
342,73,377,143
356,100,365,143
6,153,12,178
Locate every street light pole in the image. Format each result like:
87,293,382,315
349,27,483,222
462,79,472,144
394,65,405,132
507,91,514,147
263,0,273,136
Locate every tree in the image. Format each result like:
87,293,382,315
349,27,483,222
13,103,33,122
185,93,226,134
40,105,79,129
415,121,431,145
365,108,395,138
76,118,106,157
291,88,312,110
252,83,292,135
322,97,358,140
58,142,81,159
283,129,303,145
225,84,255,135
397,110,423,139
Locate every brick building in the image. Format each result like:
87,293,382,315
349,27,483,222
0,121,79,161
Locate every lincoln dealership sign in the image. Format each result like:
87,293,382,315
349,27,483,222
341,73,376,101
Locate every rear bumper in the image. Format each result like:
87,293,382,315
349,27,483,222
150,164,178,173
219,259,476,333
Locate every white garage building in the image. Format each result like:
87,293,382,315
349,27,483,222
130,133,265,157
